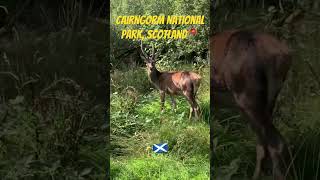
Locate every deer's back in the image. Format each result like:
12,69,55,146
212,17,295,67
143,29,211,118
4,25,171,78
159,71,201,94
211,30,291,91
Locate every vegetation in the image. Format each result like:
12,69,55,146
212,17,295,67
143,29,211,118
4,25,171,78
0,1,107,179
110,0,210,179
111,66,210,179
212,1,320,179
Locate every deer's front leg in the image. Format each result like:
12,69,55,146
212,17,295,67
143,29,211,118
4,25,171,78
170,95,176,112
160,91,165,113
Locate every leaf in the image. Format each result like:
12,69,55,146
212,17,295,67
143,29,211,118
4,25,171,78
50,160,61,172
213,137,218,149
215,158,240,180
9,96,24,105
268,6,276,13
80,167,92,176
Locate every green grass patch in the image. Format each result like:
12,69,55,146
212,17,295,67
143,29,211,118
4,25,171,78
110,65,210,179
111,155,209,180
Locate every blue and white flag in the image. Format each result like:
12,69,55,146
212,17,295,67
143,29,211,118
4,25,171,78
152,143,168,153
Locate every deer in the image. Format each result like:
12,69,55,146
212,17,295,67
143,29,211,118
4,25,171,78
140,41,202,120
211,30,292,180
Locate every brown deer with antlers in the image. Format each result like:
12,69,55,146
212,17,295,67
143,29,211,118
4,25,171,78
211,30,292,180
140,41,202,120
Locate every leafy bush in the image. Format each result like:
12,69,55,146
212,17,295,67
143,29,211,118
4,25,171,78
111,68,152,94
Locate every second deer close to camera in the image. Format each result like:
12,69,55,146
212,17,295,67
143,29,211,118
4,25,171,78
140,41,202,120
211,30,292,180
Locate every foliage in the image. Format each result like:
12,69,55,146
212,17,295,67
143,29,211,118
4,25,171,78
0,0,107,178
110,0,209,69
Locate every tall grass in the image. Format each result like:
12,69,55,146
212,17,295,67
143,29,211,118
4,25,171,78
0,18,107,179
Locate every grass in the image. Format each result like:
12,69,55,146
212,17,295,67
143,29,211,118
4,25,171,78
110,65,210,179
111,155,209,180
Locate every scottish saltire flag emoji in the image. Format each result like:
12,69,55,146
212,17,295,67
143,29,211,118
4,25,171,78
152,143,168,153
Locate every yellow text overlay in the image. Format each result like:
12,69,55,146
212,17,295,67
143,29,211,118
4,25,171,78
121,29,189,39
116,15,204,25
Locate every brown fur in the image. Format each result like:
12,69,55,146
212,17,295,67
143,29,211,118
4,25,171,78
211,30,291,180
156,71,201,95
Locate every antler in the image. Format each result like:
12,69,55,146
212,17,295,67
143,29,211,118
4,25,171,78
151,43,155,60
140,40,149,59
140,41,158,62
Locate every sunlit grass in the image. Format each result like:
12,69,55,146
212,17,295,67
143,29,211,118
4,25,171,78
111,155,209,180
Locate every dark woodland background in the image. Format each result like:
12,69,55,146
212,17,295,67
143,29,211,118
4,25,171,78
0,0,109,179
212,0,320,179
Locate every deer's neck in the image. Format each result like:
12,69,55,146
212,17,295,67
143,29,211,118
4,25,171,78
148,68,162,89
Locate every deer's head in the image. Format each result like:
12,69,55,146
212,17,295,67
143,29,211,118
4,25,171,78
140,41,158,73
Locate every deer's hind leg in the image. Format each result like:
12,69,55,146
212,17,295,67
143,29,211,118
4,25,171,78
192,98,200,120
253,141,267,180
183,90,198,120
232,91,286,180
266,75,291,179
232,92,268,179
193,81,201,119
